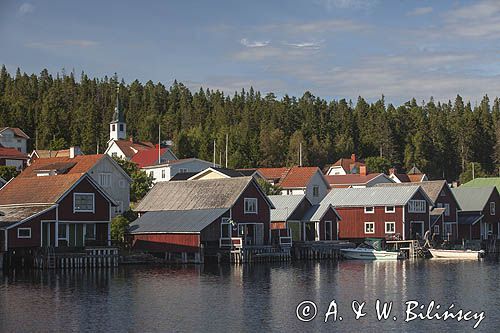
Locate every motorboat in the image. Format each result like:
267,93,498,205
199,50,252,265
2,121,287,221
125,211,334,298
340,244,402,260
428,248,485,259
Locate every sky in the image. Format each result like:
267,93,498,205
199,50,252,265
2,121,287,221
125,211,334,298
1,0,500,104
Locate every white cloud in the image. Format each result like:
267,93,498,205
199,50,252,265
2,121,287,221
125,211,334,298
26,40,99,49
261,19,367,34
407,7,433,16
240,38,270,48
283,41,323,50
233,45,321,61
18,3,35,15
444,0,500,38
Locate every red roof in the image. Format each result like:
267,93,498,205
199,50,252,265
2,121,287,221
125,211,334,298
113,139,155,159
131,147,171,168
331,157,365,173
19,155,105,178
257,167,290,181
326,173,383,187
0,173,83,205
279,166,323,188
0,146,28,159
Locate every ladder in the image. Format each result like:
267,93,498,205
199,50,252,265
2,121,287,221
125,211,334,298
47,247,56,269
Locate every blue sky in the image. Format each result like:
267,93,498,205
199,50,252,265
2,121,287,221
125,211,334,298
1,0,500,104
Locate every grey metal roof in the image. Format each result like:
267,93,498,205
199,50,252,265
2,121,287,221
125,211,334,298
0,204,55,229
376,180,448,204
129,208,228,233
322,186,424,207
451,187,496,212
268,195,306,221
135,177,270,212
302,203,341,222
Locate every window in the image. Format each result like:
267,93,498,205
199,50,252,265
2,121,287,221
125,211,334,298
408,200,426,213
221,218,231,238
244,198,258,214
85,224,96,240
115,201,123,214
17,228,31,239
112,124,115,131
385,222,395,234
112,152,118,158
119,179,127,188
179,168,188,173
490,202,496,215
434,225,440,235
440,190,446,197
385,206,395,213
149,171,154,178
325,221,332,240
161,169,166,179
364,206,375,214
312,185,319,197
58,224,67,239
74,193,95,212
99,173,112,187
444,223,453,236
364,222,375,234
444,203,450,216
119,124,124,131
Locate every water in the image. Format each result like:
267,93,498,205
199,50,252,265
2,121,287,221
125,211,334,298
1,259,499,332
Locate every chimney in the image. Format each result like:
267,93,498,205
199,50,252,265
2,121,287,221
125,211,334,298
69,146,81,158
360,165,367,176
351,153,356,162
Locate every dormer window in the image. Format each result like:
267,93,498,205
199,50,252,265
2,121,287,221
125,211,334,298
74,193,95,213
244,198,258,214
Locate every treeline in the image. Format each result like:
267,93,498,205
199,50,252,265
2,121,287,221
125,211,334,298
1,65,500,181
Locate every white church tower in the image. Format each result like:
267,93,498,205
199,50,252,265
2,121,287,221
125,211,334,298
109,88,126,142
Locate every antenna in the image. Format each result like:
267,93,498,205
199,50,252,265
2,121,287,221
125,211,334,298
299,142,303,167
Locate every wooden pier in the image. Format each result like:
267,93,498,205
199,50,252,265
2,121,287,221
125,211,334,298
386,240,421,259
293,241,355,260
33,247,119,269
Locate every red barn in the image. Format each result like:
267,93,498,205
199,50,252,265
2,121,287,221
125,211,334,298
323,186,432,240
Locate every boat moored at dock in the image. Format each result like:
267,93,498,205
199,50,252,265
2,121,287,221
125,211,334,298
428,248,485,259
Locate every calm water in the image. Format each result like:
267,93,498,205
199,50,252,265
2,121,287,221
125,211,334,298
1,259,499,332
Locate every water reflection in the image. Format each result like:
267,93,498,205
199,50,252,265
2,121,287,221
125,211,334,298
0,259,499,332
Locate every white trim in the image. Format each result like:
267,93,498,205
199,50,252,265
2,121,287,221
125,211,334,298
385,206,395,213
434,224,440,235
384,221,396,234
244,198,258,214
408,200,426,213
3,205,57,230
17,227,31,239
4,229,7,252
220,217,231,238
73,193,95,213
364,206,375,214
364,222,375,234
490,202,496,216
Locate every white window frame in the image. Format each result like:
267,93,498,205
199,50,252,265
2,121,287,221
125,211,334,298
385,221,395,234
312,185,320,197
244,198,258,214
364,206,375,214
220,217,231,238
364,222,375,234
161,169,166,178
385,206,395,213
434,225,440,235
58,223,68,240
73,193,95,213
408,200,426,213
99,173,112,188
444,203,450,216
17,227,32,239
490,202,496,216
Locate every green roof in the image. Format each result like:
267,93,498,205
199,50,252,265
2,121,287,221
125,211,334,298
451,186,496,212
462,177,500,192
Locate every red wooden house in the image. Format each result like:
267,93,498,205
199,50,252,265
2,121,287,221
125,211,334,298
0,173,117,255
323,186,432,240
130,177,274,261
451,186,500,241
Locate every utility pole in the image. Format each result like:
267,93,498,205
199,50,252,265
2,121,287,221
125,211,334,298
299,142,303,167
225,133,228,169
158,123,161,164
472,162,475,180
213,140,216,167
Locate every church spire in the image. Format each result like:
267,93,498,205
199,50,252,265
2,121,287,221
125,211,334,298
112,86,125,123
109,86,126,141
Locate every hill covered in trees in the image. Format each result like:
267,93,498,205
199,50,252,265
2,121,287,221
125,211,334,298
1,65,499,181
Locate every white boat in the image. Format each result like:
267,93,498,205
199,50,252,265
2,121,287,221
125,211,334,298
340,247,401,260
428,248,484,259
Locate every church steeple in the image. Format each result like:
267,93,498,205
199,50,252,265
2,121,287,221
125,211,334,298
109,87,126,141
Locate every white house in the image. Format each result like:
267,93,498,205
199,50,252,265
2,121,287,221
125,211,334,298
278,166,331,205
0,127,29,154
326,154,365,175
142,158,217,183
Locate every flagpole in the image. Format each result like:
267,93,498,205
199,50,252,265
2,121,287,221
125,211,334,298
158,123,161,164
225,133,228,168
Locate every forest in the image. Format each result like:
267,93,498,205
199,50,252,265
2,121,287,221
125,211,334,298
1,65,499,182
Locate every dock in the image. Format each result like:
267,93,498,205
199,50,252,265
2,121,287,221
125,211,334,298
386,240,421,259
